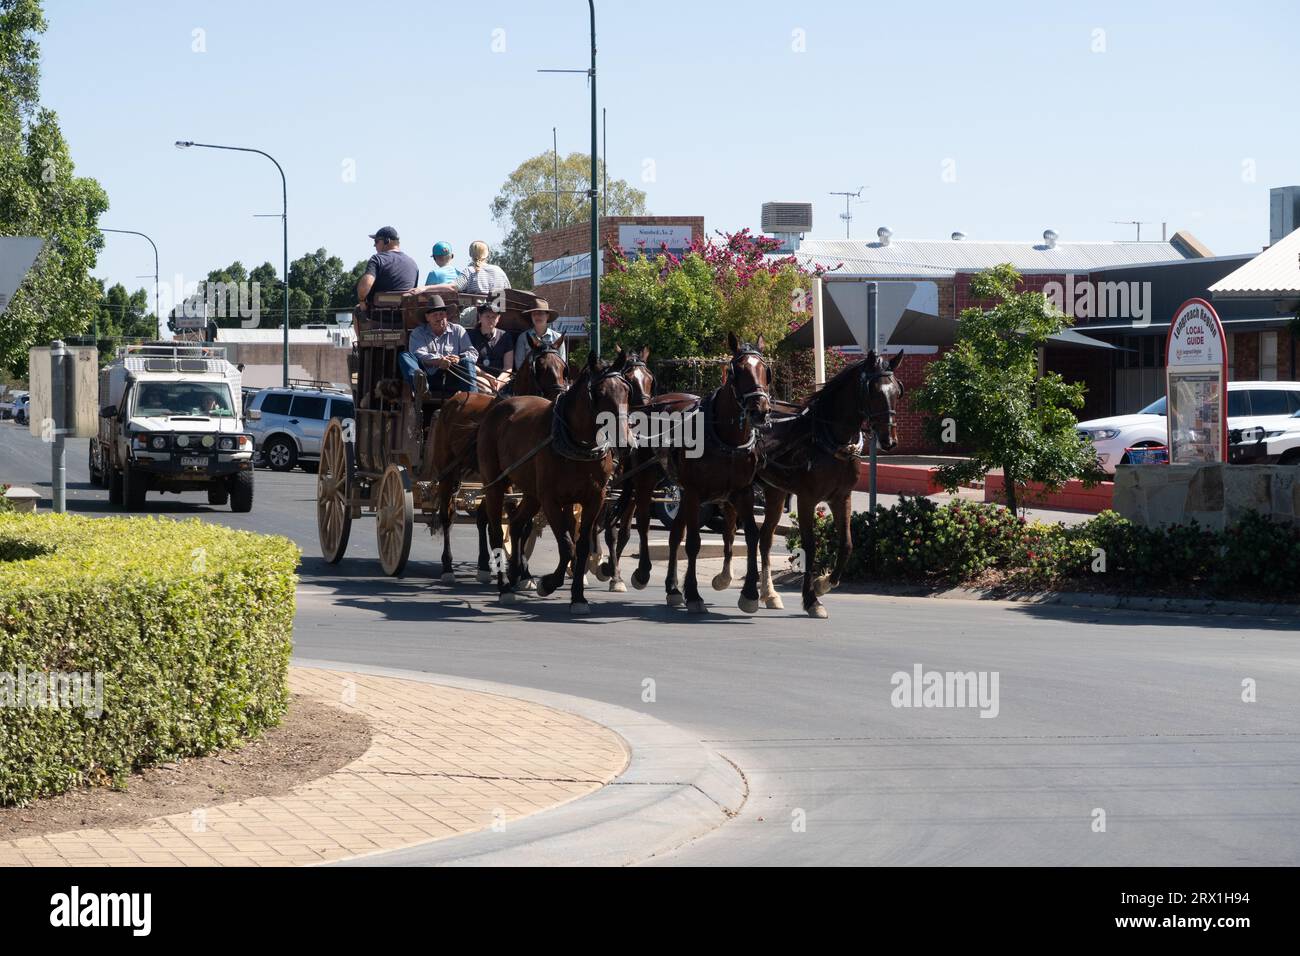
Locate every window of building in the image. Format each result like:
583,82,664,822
1226,333,1235,381
1260,332,1278,381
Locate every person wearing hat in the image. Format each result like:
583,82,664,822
425,241,460,286
513,298,565,370
401,295,478,396
356,226,420,309
469,302,515,382
424,240,510,300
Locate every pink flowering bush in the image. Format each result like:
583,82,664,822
601,229,833,361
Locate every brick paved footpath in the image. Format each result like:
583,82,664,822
0,667,630,866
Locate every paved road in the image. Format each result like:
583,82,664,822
5,421,1298,865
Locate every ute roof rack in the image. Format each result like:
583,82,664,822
115,342,229,362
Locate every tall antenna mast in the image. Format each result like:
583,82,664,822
1111,219,1152,241
829,186,867,238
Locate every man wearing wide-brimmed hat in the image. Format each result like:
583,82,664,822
402,294,478,397
512,297,566,370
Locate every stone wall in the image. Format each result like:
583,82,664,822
1113,463,1300,530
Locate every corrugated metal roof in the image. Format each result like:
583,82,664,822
1208,227,1300,296
788,237,1194,278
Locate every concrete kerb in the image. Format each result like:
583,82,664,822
293,659,748,867
796,578,1300,620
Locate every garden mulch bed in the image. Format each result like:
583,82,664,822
0,694,371,841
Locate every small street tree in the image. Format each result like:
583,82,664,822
912,264,1101,512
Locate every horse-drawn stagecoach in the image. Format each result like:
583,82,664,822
315,282,905,618
314,287,549,576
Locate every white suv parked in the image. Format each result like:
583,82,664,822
1078,380,1300,474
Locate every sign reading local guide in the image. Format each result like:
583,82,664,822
1164,297,1228,464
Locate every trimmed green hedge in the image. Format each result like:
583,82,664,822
791,497,1300,598
0,513,298,806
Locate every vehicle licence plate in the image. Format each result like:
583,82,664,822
180,456,209,467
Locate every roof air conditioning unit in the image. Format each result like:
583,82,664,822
761,202,814,235
1270,186,1300,245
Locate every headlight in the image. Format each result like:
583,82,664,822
1088,428,1121,441
201,434,215,448
151,436,167,450
219,437,235,451
177,435,190,448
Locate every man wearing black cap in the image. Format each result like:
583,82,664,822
356,226,419,309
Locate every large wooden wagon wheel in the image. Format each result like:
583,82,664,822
376,463,414,577
317,418,354,564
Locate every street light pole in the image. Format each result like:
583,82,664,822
175,140,289,387
588,0,600,358
101,228,161,336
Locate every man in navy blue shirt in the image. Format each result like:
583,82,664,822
356,226,419,308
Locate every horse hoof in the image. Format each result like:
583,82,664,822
813,575,832,596
440,571,457,585
570,601,591,616
537,581,556,598
711,572,732,591
592,563,610,583
500,591,520,605
763,593,785,610
667,592,685,608
686,600,707,614
476,569,492,584
610,581,627,593
738,596,759,614
631,570,649,590
806,604,829,619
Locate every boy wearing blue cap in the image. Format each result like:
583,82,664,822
425,241,460,286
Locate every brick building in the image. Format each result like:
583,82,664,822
786,230,1238,454
530,216,705,336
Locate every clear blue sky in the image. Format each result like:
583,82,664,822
37,0,1298,308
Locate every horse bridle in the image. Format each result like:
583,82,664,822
552,365,629,461
727,346,771,422
619,353,654,406
859,360,900,431
529,344,570,399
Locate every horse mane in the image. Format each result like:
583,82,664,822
798,353,882,408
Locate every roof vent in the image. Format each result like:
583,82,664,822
951,231,966,241
876,226,892,246
1042,228,1059,249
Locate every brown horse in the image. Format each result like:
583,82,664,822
749,351,903,618
607,332,771,613
477,353,632,613
424,333,571,584
591,345,655,591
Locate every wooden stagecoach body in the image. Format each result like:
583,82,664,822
316,287,547,575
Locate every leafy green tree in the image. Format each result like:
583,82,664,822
94,280,153,357
490,151,647,288
289,247,347,324
912,264,1102,512
0,0,110,376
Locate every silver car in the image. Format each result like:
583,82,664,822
247,385,354,472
